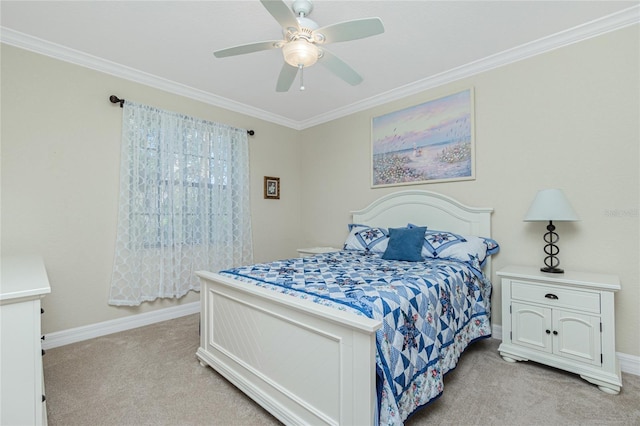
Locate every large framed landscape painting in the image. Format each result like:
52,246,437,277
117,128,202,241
371,89,475,187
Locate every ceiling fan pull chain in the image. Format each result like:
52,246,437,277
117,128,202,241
299,64,306,91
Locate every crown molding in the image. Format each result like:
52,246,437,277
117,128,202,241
2,5,638,131
0,27,301,130
300,5,640,129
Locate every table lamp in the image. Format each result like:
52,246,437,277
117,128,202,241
524,189,579,273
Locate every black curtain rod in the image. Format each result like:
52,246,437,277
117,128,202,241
109,95,255,136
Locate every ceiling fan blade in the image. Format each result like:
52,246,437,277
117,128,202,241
318,49,363,86
260,0,300,32
313,18,384,44
276,63,299,92
213,40,281,58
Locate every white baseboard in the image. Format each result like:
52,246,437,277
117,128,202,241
492,324,503,341
492,324,639,377
42,301,200,350
618,352,640,376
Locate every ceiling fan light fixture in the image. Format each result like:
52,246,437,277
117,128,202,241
282,39,319,67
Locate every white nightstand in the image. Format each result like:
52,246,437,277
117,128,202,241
497,265,622,394
297,247,340,257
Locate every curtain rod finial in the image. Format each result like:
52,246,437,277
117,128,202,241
109,95,124,108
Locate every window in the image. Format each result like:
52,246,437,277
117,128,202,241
109,102,253,306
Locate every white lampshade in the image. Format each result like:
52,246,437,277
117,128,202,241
523,189,579,222
282,40,319,67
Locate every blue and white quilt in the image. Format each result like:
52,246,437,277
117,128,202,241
220,250,492,425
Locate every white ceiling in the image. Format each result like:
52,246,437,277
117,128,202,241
1,1,638,129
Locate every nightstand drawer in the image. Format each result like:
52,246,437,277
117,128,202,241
511,281,600,313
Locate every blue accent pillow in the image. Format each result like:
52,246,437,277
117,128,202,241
382,226,427,261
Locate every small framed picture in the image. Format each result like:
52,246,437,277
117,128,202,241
264,176,280,199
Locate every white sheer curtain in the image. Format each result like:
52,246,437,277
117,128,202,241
109,101,253,306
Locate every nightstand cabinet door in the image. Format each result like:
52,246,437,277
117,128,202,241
511,302,552,353
511,303,602,366
554,309,601,366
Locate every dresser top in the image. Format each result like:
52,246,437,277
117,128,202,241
1,255,51,302
497,265,620,291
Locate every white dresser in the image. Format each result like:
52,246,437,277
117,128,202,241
1,255,51,425
497,265,622,394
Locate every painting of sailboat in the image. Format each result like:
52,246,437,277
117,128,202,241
371,89,475,187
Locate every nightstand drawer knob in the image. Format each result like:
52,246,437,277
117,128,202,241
553,330,558,335
546,329,551,334
544,293,558,300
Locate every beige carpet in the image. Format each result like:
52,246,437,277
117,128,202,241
43,314,640,425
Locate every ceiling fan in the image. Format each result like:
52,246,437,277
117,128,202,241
213,0,385,92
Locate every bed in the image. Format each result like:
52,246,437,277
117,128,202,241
196,190,496,425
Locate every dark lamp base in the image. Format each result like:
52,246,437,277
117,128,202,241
540,220,564,274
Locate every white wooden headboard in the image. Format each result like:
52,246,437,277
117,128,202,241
351,190,493,237
351,190,495,273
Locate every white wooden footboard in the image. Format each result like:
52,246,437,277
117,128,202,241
196,271,382,426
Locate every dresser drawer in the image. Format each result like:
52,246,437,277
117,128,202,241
511,280,600,314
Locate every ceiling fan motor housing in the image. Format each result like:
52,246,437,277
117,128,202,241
283,0,320,67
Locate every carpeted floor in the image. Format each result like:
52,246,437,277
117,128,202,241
43,314,640,425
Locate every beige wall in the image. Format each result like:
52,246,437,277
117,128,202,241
1,45,302,333
2,25,638,358
299,26,639,357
